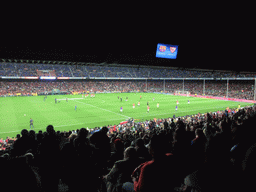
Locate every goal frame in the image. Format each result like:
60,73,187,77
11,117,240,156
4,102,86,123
175,90,190,97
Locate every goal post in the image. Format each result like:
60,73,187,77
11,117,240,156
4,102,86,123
52,89,61,95
175,90,190,97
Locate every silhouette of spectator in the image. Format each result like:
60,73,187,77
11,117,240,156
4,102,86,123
190,128,207,171
184,132,240,192
129,134,181,192
37,125,61,192
104,146,143,192
59,133,77,187
10,129,32,157
135,138,151,162
0,154,40,192
89,126,111,176
65,129,99,192
108,138,125,169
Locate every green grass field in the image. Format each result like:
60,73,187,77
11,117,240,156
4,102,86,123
0,93,254,139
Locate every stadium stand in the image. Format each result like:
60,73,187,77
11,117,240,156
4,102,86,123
1,62,256,78
1,62,256,191
0,105,255,191
0,79,254,100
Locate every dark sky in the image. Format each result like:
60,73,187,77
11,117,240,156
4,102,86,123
0,6,250,72
1,38,241,72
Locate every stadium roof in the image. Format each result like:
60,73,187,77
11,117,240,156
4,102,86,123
1,58,254,74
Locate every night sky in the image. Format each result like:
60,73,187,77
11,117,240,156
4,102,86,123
0,40,241,72
0,5,250,73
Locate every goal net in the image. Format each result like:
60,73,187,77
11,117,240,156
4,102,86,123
175,90,190,97
52,89,61,95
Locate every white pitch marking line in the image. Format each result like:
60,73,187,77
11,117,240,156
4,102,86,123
137,103,243,117
0,116,131,134
58,95,130,118
75,100,131,119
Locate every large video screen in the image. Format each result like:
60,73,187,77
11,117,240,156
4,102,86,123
156,43,178,59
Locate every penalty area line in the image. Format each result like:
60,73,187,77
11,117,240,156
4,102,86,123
75,100,131,119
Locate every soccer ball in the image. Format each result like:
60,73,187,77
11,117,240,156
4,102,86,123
24,114,26,116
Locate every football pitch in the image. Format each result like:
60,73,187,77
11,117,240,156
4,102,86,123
0,93,254,138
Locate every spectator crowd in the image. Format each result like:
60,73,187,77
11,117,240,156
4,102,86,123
0,80,254,100
1,62,256,78
1,62,256,191
1,105,256,192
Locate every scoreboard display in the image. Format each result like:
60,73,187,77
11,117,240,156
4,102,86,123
156,43,178,59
